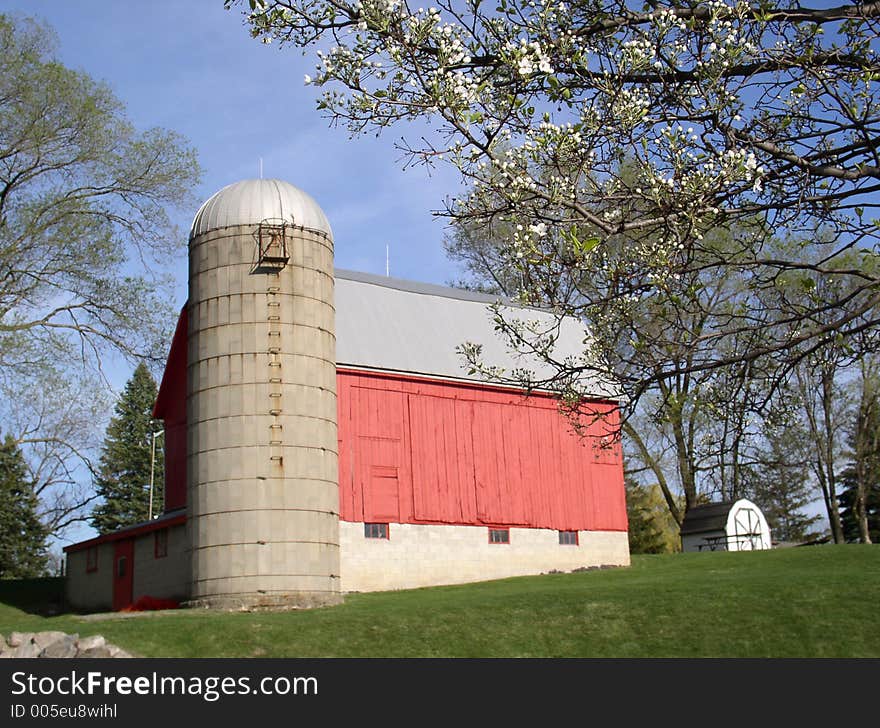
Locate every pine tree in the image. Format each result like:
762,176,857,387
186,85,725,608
837,370,880,543
625,478,668,555
837,471,880,543
90,363,163,534
0,433,48,578
749,426,822,543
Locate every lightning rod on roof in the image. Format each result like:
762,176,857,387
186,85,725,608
259,157,263,179
386,244,390,277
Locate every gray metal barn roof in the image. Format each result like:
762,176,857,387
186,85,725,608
335,269,614,397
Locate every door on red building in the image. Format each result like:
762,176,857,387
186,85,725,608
112,539,134,611
364,465,400,522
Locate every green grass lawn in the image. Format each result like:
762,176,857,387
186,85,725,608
1,545,877,657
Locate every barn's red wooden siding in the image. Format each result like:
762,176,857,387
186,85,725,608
337,369,627,532
151,309,627,531
152,308,187,512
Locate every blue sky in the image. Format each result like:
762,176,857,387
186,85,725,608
4,0,463,299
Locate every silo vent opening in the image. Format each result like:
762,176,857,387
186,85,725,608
252,219,291,272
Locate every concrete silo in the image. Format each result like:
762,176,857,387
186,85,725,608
186,179,340,608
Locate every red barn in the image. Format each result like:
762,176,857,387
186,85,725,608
63,180,628,611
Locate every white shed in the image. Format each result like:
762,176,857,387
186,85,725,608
680,499,772,552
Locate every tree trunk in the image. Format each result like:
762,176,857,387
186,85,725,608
669,399,698,515
623,422,682,526
820,368,845,544
854,487,872,544
797,365,845,544
854,362,877,544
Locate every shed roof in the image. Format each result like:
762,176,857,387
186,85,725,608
679,502,733,536
335,269,614,397
63,509,186,553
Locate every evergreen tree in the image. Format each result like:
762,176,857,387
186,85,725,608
625,478,668,555
0,433,48,578
750,475,822,544
90,363,163,534
837,471,880,544
837,370,880,543
749,425,822,543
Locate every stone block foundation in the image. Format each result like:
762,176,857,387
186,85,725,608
339,521,630,593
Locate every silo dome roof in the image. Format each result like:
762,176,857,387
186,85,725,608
190,178,332,239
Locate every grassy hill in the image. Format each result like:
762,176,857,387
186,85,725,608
1,545,877,657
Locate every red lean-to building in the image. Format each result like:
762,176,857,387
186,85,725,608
63,180,629,612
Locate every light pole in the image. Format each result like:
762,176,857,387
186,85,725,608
149,429,164,521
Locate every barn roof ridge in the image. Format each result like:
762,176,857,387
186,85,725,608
334,267,519,307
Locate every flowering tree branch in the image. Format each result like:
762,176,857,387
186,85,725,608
229,0,880,408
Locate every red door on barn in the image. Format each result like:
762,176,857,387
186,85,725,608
364,465,400,522
112,539,134,611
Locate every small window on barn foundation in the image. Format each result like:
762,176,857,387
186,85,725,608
364,523,389,539
489,528,510,544
154,528,168,559
559,531,579,545
86,547,98,573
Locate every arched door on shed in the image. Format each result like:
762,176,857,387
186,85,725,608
726,499,772,551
